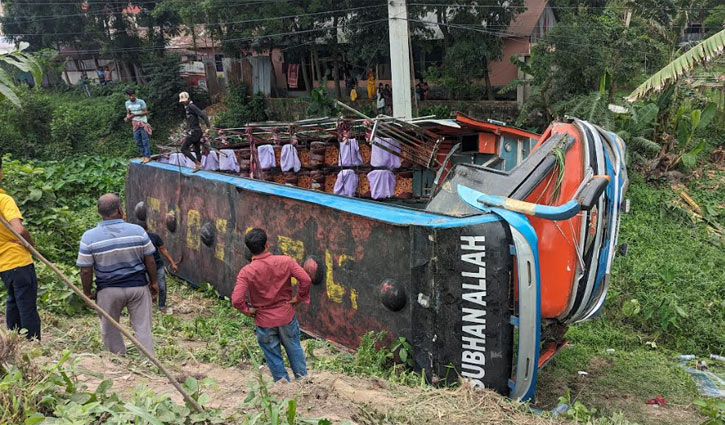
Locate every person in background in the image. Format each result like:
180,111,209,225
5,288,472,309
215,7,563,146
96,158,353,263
140,222,178,314
178,91,211,173
344,73,353,96
97,67,105,85
383,83,393,115
80,71,91,97
104,66,112,84
124,87,152,163
77,193,157,356
348,75,358,102
231,228,312,382
415,78,429,101
0,155,41,340
367,69,376,100
376,82,385,115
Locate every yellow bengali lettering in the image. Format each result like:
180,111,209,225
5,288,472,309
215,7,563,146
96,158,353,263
325,250,346,303
215,219,228,261
186,210,201,250
146,197,161,231
277,235,305,262
350,289,358,310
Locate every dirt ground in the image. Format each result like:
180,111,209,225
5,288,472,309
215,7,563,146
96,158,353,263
60,327,560,424
3,289,564,425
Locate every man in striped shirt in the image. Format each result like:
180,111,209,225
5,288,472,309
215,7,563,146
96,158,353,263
77,193,158,355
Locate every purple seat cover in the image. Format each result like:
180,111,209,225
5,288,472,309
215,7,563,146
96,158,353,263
202,151,220,171
281,144,301,172
257,145,276,169
219,149,240,172
370,137,401,169
334,169,359,197
338,138,363,167
367,170,395,199
168,153,195,168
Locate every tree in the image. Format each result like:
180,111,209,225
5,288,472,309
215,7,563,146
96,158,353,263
513,8,667,128
0,0,90,84
418,1,526,100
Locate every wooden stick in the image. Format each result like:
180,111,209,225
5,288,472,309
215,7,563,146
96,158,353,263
0,215,204,413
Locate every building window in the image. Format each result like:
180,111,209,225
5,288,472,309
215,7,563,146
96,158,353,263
215,55,224,72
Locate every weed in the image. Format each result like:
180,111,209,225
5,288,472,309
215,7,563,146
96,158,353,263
694,398,725,425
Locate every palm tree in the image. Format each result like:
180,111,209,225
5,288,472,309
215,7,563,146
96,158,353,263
626,28,725,101
0,42,43,107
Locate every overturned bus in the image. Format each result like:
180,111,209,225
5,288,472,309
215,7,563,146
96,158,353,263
125,113,628,401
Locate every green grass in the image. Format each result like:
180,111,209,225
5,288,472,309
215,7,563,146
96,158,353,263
606,170,725,354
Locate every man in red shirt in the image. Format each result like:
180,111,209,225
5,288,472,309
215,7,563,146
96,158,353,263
231,228,312,381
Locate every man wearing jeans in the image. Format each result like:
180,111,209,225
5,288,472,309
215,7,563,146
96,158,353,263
125,87,152,163
0,155,41,340
77,193,158,355
231,228,311,382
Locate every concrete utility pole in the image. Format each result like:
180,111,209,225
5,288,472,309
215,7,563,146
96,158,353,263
388,0,413,119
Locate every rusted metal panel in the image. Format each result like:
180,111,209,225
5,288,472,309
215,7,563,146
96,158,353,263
125,161,515,394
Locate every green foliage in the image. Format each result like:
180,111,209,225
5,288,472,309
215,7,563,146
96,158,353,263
694,398,725,425
616,102,661,157
516,9,666,129
1,156,126,263
215,84,268,128
140,54,187,123
417,0,525,100
558,389,598,422
0,43,44,106
418,104,451,119
608,173,725,353
243,372,327,425
0,90,137,159
0,336,227,424
305,81,338,117
307,332,420,387
626,29,725,102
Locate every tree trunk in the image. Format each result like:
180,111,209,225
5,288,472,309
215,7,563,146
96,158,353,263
133,62,145,85
437,8,453,45
301,52,312,94
121,61,133,83
333,53,342,99
313,47,322,87
191,25,198,55
332,16,342,99
483,57,494,100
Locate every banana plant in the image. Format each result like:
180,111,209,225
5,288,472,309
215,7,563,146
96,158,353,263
616,102,661,156
669,102,718,169
626,28,725,102
0,42,43,107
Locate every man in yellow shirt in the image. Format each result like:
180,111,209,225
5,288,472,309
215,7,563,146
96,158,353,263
0,156,40,340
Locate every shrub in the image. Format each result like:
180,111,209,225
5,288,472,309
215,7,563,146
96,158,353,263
214,83,268,128
0,90,53,158
0,156,127,264
0,90,148,159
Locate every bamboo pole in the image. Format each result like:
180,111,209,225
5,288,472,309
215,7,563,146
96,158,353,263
0,215,204,414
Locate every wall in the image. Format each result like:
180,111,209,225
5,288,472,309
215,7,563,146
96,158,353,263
489,37,531,87
265,98,520,124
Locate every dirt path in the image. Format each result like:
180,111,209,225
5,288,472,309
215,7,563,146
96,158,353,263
5,288,562,424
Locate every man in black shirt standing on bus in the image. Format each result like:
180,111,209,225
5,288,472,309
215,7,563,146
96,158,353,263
178,91,210,173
